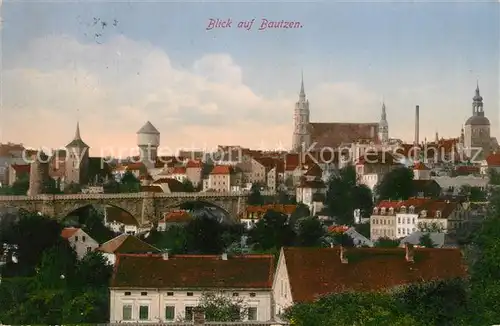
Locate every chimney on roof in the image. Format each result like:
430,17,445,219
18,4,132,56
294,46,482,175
405,243,415,263
340,246,348,264
162,251,169,260
221,253,228,260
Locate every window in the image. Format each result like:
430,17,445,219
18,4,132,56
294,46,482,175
86,247,92,253
187,292,194,296
409,206,415,213
249,292,256,297
139,305,149,320
232,292,239,297
82,236,86,242
400,206,406,213
122,304,132,320
398,217,401,223
185,307,194,321
75,236,79,241
398,228,401,235
165,306,175,321
141,291,147,296
436,211,442,218
248,307,257,321
124,292,131,296
167,292,174,296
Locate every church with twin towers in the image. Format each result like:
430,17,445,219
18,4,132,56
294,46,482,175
291,75,495,160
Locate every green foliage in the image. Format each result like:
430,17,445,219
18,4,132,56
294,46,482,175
325,166,373,225
418,233,436,248
248,210,296,251
374,237,400,248
185,216,226,254
354,223,370,239
103,179,120,193
326,232,355,247
460,184,487,201
289,203,310,227
295,217,325,247
182,178,196,192
64,182,82,194
196,291,247,322
2,173,30,195
146,225,188,254
248,184,264,205
0,211,111,324
79,206,117,243
488,168,500,185
119,171,141,193
375,167,415,201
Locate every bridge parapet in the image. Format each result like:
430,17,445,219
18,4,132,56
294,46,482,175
0,190,276,202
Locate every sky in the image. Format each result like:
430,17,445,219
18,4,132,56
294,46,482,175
0,0,499,156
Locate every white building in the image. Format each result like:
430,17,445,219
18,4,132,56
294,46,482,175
109,253,275,323
61,227,99,260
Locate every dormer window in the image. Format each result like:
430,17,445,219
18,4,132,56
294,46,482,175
400,206,406,213
380,208,386,215
388,207,394,215
409,206,415,214
421,210,427,218
373,207,378,214
436,210,442,218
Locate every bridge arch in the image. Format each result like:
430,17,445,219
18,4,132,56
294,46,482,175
158,199,234,224
59,203,137,224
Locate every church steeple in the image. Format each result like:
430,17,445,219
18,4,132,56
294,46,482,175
299,70,306,99
66,121,89,148
378,100,389,144
75,122,82,140
473,80,484,116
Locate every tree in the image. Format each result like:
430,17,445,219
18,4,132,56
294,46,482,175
488,168,500,186
74,251,112,289
418,233,436,248
119,171,141,193
43,178,63,194
375,167,415,201
185,215,225,254
103,178,120,193
0,210,63,277
182,179,196,192
79,206,117,244
374,237,400,248
289,203,310,227
326,231,355,247
35,242,77,290
196,291,247,322
10,173,29,195
145,225,188,254
64,182,81,194
295,217,325,247
248,184,264,205
248,210,295,251
325,165,373,226
61,289,109,324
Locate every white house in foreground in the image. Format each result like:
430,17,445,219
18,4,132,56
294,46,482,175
109,253,275,323
61,227,99,260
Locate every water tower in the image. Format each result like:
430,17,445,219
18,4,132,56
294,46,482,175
137,121,160,169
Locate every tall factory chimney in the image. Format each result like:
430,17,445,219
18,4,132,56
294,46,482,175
414,105,420,146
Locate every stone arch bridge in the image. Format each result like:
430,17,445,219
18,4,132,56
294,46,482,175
0,191,273,226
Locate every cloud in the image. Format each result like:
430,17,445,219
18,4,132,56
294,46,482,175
2,34,427,156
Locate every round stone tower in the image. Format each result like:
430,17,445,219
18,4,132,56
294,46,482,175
27,151,50,196
137,121,160,169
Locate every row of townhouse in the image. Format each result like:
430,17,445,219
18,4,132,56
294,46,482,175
370,198,470,242
109,246,467,323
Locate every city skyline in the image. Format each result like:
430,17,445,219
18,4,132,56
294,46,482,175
1,1,498,155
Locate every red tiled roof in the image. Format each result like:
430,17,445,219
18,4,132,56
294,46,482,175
210,165,232,175
283,247,467,303
455,165,480,175
126,162,146,171
171,166,187,174
486,153,500,166
310,123,379,148
413,162,429,171
151,178,184,192
327,225,349,233
10,164,30,174
161,210,192,223
419,200,459,219
97,234,161,254
244,205,297,216
111,254,275,289
186,160,203,168
61,227,79,239
285,154,300,171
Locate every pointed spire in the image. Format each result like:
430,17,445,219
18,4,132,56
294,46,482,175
299,70,305,99
74,122,81,140
381,101,387,120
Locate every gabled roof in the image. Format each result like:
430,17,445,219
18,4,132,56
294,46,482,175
210,165,232,175
137,121,160,134
152,178,184,192
11,164,30,174
160,210,192,223
186,160,203,168
111,254,275,289
97,234,161,254
282,247,467,303
486,153,500,166
61,227,80,239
